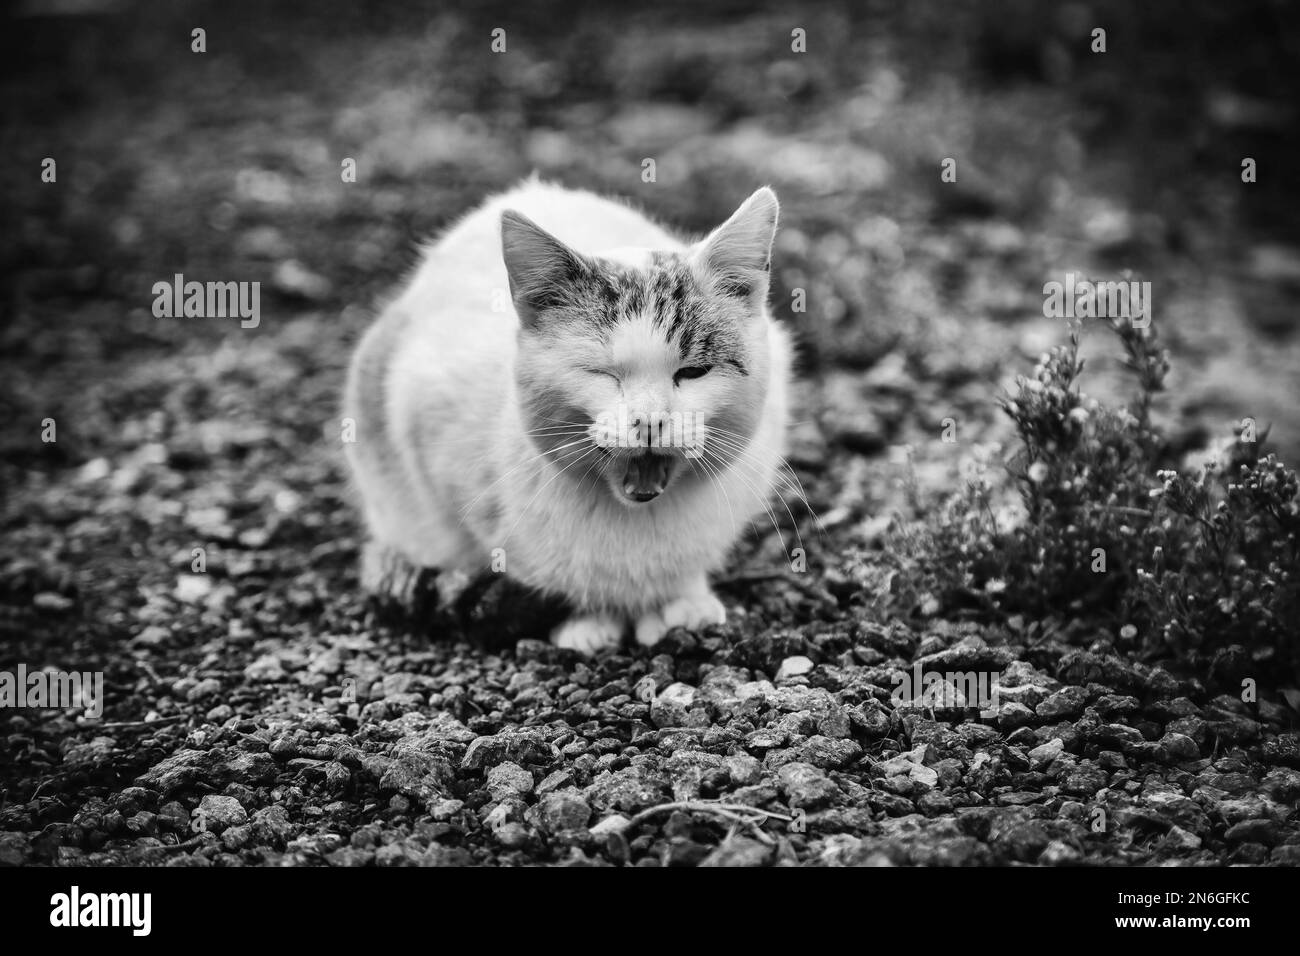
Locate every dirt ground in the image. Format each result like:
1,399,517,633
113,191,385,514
2,1,1299,866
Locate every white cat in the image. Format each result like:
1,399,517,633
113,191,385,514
343,178,792,654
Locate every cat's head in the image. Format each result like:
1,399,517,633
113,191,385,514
501,188,779,507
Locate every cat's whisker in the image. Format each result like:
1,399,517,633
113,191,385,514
701,432,809,523
688,452,740,539
698,445,795,558
701,427,828,543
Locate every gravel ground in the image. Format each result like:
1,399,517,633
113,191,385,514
2,1,1299,866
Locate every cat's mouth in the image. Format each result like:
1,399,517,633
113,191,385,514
617,450,678,504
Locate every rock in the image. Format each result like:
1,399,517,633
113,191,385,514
494,822,531,849
535,791,592,833
1271,845,1300,865
1036,687,1087,719
251,806,293,845
536,769,575,796
1028,738,1065,768
775,656,815,682
1224,819,1278,845
724,754,762,787
991,820,1052,862
700,836,771,867
244,654,286,682
1062,763,1107,796
273,259,332,301
186,678,222,701
583,766,671,813
1158,732,1200,763
379,751,455,802
486,762,534,800
777,762,840,809
461,729,554,769
793,735,862,769
221,824,251,850
913,635,1015,672
1260,767,1300,803
193,795,247,833
1166,716,1209,746
649,682,697,727
1262,733,1300,768
999,702,1036,729
1039,840,1081,865
1161,825,1203,850
909,763,939,789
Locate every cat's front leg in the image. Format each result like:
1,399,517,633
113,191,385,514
551,612,624,654
361,540,426,608
634,578,726,647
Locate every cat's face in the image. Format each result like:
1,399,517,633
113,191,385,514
503,189,779,507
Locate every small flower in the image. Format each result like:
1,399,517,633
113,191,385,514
984,578,1007,594
1119,624,1137,640
1027,461,1049,483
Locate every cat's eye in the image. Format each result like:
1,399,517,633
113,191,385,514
674,366,712,385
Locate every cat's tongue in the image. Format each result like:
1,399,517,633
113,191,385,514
622,452,672,502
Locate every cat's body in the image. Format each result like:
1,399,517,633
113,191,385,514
344,179,791,653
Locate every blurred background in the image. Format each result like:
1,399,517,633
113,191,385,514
1,0,1299,632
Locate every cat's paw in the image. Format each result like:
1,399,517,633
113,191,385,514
361,541,427,609
551,614,623,655
635,591,726,647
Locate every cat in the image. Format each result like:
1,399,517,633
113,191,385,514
343,178,792,654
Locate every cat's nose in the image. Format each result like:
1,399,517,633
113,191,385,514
622,451,672,502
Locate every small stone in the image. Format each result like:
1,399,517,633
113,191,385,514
1028,738,1065,768
1036,686,1087,719
186,678,221,701
494,822,531,849
777,761,840,809
1159,732,1200,763
536,791,592,832
1039,840,1081,865
775,656,815,682
33,591,74,612
1224,819,1278,845
536,769,574,796
649,682,697,727
1162,825,1202,850
1270,845,1300,865
700,836,771,867
221,824,251,850
724,754,762,787
194,795,247,833
486,761,534,800
244,654,286,682
999,702,1036,729
908,763,939,789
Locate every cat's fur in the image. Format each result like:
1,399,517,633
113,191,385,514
343,178,791,653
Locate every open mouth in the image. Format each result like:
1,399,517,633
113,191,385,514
620,451,677,503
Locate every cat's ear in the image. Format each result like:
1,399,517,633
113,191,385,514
501,210,592,327
690,186,779,300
